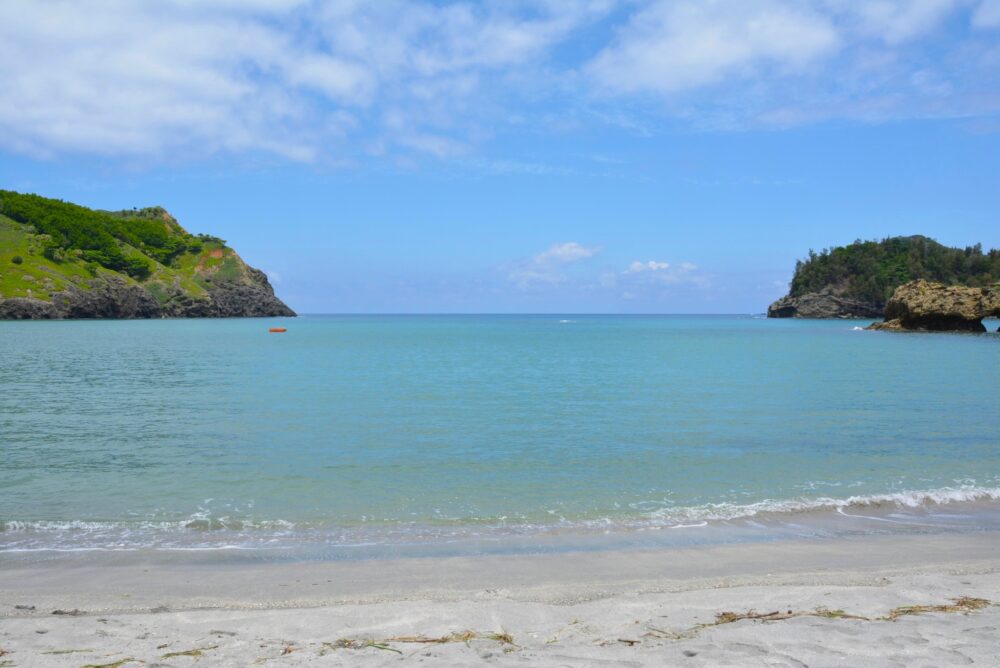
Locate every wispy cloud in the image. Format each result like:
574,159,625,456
508,242,601,289
0,0,998,164
625,260,671,273
587,1,840,95
0,0,609,162
622,259,708,287
973,0,1000,27
584,0,1000,129
840,0,962,45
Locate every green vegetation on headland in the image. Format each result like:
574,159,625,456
790,235,1000,303
770,235,1000,318
0,190,294,319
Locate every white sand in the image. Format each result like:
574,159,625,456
2,533,999,667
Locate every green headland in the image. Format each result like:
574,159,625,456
769,235,1000,318
0,189,294,319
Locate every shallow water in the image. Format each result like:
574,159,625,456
1,315,998,559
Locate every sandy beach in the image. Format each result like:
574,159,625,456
2,532,999,667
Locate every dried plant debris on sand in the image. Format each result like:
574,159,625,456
321,639,401,655
161,644,218,658
880,596,990,621
706,607,869,627
384,630,478,645
321,629,515,655
80,659,138,668
640,596,993,645
705,597,990,629
40,648,94,655
7,595,993,663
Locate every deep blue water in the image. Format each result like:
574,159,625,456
1,315,998,558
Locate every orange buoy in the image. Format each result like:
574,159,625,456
269,327,287,333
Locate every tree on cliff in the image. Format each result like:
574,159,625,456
788,236,1000,305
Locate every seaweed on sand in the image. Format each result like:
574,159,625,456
322,629,516,655
40,649,93,655
80,659,137,668
321,639,401,655
640,597,992,646
384,630,477,645
161,644,218,658
811,607,869,620
880,596,990,621
706,607,871,626
486,631,517,646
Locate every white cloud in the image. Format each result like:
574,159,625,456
625,260,670,273
535,242,602,264
508,242,601,289
587,0,840,95
835,0,961,44
973,0,1000,27
0,2,308,159
621,259,707,286
0,0,997,164
285,54,375,104
0,0,609,161
396,132,469,159
583,0,999,130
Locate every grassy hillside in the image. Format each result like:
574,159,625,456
0,190,254,309
789,235,1000,304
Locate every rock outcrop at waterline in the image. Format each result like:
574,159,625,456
867,280,1000,332
767,289,883,319
0,189,295,319
767,235,1000,319
0,269,294,320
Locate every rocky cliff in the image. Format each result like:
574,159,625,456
0,190,294,319
767,290,883,319
0,262,294,320
867,280,1000,332
768,236,1000,318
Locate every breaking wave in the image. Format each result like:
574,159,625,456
3,485,999,554
641,486,1000,524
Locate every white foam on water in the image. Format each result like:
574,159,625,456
3,485,999,553
643,486,1000,523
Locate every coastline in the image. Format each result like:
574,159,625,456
3,532,999,665
3,314,999,665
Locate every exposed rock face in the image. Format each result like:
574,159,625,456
767,289,883,319
867,280,1000,332
0,297,61,319
0,191,296,320
0,268,294,320
196,267,296,317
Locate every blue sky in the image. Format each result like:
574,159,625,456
1,0,998,313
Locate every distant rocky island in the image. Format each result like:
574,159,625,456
0,190,294,319
768,235,1000,319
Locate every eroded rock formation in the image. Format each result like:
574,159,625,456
0,267,294,320
767,290,883,319
867,280,1000,332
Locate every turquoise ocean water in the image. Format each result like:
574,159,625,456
2,315,999,560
